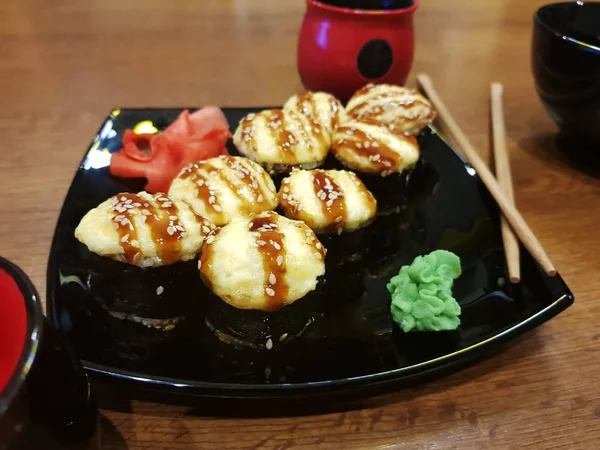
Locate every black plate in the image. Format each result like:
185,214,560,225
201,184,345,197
47,108,573,399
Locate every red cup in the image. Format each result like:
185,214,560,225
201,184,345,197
298,0,419,101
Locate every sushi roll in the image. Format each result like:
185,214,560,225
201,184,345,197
199,211,326,349
346,83,436,135
331,119,421,177
278,169,377,235
169,155,278,227
232,109,330,173
283,92,347,135
75,191,216,327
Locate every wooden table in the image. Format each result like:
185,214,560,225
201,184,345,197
1,0,599,448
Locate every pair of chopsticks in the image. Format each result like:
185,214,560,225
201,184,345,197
416,74,556,283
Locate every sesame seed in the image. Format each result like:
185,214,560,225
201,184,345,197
198,260,202,269
114,214,125,222
131,239,140,248
282,193,288,200
337,227,343,235
269,273,277,284
213,205,223,212
181,232,188,238
156,286,164,295
273,242,281,250
316,242,322,249
257,195,263,202
121,234,129,242
169,215,178,220
142,209,151,216
277,255,284,266
175,225,185,232
266,338,273,350
133,203,142,207
265,287,275,297
356,143,363,148
120,196,127,201
197,180,205,187
208,196,215,204
257,240,266,246
206,235,215,244
372,142,379,148
202,226,210,233
335,216,343,223
125,199,133,204
167,226,175,235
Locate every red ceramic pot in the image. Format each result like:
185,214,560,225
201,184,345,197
298,0,419,101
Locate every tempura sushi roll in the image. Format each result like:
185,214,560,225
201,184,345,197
75,191,216,327
283,92,347,135
331,119,420,177
233,109,331,173
346,83,436,135
199,211,326,349
278,169,377,235
169,155,278,227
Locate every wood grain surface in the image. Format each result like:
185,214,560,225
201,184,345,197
1,0,599,448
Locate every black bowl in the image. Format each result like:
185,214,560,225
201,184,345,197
0,257,97,448
532,2,600,160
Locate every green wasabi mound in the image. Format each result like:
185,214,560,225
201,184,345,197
387,250,462,332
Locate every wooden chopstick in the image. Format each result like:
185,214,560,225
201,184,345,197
416,73,556,277
491,82,521,283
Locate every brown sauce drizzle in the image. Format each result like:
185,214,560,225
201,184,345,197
268,110,295,157
222,156,265,209
294,94,331,142
112,193,185,266
343,128,402,172
199,228,221,291
312,171,346,233
328,97,341,129
349,90,430,125
179,162,225,219
249,215,289,311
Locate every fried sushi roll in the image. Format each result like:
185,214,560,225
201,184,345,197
278,169,377,235
199,211,326,312
331,120,420,177
169,155,278,227
75,191,215,267
232,109,331,173
75,191,216,327
283,92,347,135
346,83,436,135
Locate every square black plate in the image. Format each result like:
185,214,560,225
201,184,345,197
47,108,573,399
